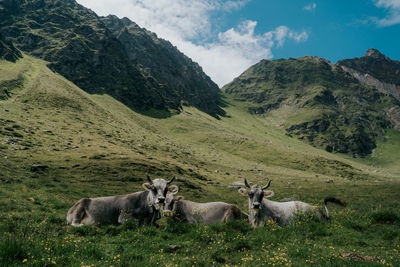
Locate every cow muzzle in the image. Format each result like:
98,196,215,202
157,197,166,204
252,202,261,210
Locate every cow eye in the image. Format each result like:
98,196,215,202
248,192,254,197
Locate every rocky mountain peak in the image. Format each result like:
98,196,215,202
337,48,400,86
364,48,389,60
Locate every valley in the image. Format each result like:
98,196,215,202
1,54,399,266
0,0,399,265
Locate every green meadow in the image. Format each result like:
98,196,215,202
1,56,399,266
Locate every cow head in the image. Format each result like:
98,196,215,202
238,178,274,212
142,175,179,211
163,195,184,217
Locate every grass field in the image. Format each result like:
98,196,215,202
1,56,399,266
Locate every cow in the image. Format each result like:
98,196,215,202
163,195,248,225
66,175,179,227
238,178,345,227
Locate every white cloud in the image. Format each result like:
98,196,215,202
77,0,245,40
374,0,400,26
376,0,400,8
77,0,308,87
185,22,307,86
303,3,317,11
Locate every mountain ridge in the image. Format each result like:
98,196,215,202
0,0,223,116
1,54,385,186
100,15,224,117
337,48,400,89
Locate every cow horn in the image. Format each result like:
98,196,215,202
244,178,251,188
262,180,272,190
147,174,153,184
167,176,176,184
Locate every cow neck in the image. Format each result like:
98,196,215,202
249,199,274,226
248,200,262,226
250,206,264,226
142,190,156,211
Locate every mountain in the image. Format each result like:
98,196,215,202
0,33,21,62
100,15,224,116
1,54,382,189
0,0,223,116
223,56,400,157
1,1,400,265
1,54,400,267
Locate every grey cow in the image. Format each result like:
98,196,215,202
163,195,247,225
238,179,345,227
66,175,179,227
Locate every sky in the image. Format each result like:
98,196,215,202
77,0,400,87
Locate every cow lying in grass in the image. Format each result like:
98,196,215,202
66,175,179,227
238,179,345,227
163,195,248,225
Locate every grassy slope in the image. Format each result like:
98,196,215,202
0,56,399,266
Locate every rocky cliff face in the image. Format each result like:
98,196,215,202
223,56,400,157
339,65,400,129
338,49,400,101
0,0,223,116
339,65,400,101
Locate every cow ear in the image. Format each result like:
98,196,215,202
168,185,179,194
142,182,152,191
175,196,184,202
238,188,247,196
264,190,274,198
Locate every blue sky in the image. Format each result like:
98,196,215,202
77,0,400,86
223,0,400,62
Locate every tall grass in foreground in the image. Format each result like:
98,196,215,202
1,208,399,266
